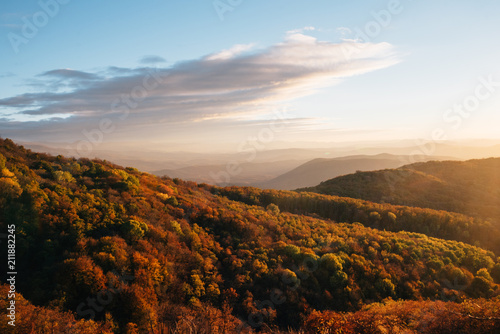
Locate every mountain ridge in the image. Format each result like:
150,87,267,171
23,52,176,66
259,154,457,190
300,157,500,222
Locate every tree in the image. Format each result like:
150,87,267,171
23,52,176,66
267,203,280,215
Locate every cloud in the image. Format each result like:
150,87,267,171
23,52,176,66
287,26,316,35
20,69,103,92
139,55,167,64
205,43,256,61
39,69,101,80
336,27,353,39
0,32,400,143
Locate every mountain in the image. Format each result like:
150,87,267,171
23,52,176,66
1,138,499,333
21,142,337,173
22,140,500,189
300,158,500,223
259,154,456,190
151,159,306,186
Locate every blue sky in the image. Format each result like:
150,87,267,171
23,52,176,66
1,0,500,152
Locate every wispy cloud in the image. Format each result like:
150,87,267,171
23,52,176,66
336,27,353,39
39,69,101,80
0,32,400,142
287,26,317,35
205,43,256,61
139,55,167,65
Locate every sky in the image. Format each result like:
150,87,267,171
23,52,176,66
1,0,500,154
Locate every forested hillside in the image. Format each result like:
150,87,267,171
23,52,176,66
215,186,500,255
1,138,500,333
300,158,500,223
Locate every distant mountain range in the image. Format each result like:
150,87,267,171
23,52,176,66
151,159,306,185
257,154,457,190
21,140,500,188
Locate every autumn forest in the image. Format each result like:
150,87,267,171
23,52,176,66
1,138,500,333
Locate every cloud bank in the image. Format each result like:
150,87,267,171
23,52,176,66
0,33,400,143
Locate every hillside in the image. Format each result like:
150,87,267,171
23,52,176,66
214,186,500,255
300,158,500,222
259,154,451,190
1,138,500,333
